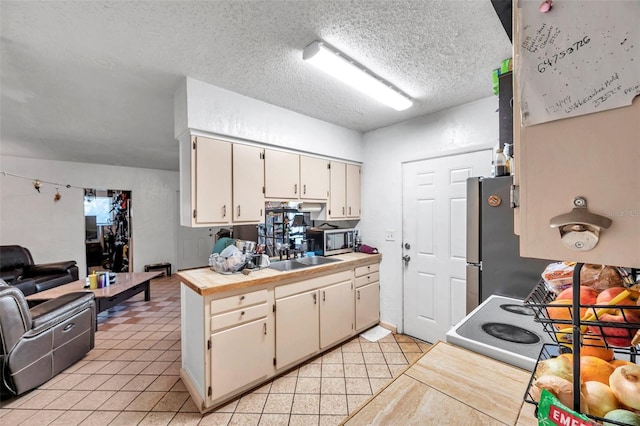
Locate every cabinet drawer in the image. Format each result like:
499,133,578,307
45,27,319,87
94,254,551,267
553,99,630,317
211,303,269,332
211,289,268,315
275,270,352,299
355,272,379,288
355,263,379,277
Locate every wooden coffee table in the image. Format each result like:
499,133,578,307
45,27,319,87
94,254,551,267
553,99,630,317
26,272,162,314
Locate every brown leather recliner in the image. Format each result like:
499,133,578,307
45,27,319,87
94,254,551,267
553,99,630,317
0,280,96,396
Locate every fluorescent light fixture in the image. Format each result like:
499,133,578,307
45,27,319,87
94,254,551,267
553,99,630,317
303,41,413,111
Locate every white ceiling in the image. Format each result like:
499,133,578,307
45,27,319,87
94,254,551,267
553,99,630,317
0,1,511,171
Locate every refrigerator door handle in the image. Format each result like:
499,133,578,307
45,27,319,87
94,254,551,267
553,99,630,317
466,264,481,315
466,177,481,264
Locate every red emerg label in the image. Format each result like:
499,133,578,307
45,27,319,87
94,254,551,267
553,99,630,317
548,405,596,426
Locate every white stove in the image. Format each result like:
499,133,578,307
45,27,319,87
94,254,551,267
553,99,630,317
446,295,555,371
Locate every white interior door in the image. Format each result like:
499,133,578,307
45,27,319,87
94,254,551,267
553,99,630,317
402,150,492,343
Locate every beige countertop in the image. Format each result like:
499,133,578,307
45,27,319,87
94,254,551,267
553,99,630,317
342,341,538,426
177,252,382,297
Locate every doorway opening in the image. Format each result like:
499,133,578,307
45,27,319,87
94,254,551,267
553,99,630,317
84,189,132,274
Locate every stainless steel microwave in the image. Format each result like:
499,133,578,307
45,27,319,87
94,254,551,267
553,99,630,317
306,228,355,256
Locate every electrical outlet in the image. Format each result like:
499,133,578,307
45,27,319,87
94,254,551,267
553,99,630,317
385,230,396,241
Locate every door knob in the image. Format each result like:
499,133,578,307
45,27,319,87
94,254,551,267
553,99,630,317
404,243,411,249
402,255,411,264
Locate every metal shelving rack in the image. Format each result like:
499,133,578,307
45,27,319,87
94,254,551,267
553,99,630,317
262,208,309,257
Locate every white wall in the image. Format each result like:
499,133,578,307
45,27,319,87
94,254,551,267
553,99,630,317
359,96,499,331
175,78,364,162
0,155,179,277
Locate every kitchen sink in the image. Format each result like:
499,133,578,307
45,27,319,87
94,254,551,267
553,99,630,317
268,259,310,272
295,256,342,266
268,256,342,272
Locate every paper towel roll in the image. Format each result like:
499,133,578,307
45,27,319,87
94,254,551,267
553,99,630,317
297,203,323,212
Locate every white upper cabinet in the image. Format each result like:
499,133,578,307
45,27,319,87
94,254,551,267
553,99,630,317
300,156,330,200
328,161,347,219
233,144,265,222
514,9,640,267
346,164,361,219
264,150,300,199
328,161,361,220
181,136,232,226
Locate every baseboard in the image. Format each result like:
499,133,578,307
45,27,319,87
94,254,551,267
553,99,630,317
378,321,397,334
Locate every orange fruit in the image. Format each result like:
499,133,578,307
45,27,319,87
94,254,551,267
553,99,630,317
581,335,615,361
559,354,614,385
609,359,636,368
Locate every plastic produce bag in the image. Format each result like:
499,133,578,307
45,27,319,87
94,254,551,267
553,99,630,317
209,245,247,273
541,262,628,294
537,389,598,426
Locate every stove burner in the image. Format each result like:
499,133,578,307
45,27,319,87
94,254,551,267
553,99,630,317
500,303,535,316
481,322,541,344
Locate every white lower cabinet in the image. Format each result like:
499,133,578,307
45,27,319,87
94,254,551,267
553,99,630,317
356,282,380,332
320,280,354,349
210,318,271,401
180,259,380,413
275,289,319,369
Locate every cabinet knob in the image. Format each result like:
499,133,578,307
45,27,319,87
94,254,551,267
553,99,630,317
303,184,306,194
222,205,227,217
237,205,241,217
313,293,317,304
240,311,245,316
357,290,360,300
294,184,298,194
240,295,245,301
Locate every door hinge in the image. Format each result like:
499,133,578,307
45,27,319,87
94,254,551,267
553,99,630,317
207,339,211,350
262,186,265,194
273,358,276,366
510,184,520,208
193,209,197,219
260,152,264,160
272,303,276,313
327,163,331,169
208,386,212,397
193,140,197,150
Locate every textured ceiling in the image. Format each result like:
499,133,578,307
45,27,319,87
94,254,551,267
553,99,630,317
0,1,512,171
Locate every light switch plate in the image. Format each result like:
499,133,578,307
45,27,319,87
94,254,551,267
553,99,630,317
385,230,396,241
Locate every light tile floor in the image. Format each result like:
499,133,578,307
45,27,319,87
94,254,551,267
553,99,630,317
0,275,431,425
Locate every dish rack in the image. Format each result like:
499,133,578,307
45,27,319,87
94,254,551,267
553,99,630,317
523,263,639,424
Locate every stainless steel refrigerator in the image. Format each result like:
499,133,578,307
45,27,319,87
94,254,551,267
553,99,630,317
466,176,553,312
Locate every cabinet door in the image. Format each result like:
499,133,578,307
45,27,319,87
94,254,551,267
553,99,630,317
346,164,361,218
300,156,329,200
513,13,640,267
320,280,354,349
264,150,300,199
356,282,380,332
275,290,319,369
195,137,232,224
233,144,265,222
210,318,271,401
328,161,346,219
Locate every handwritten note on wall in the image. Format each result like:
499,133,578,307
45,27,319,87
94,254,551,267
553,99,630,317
516,0,640,126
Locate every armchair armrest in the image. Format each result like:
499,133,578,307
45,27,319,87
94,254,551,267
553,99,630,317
30,292,95,333
24,261,77,276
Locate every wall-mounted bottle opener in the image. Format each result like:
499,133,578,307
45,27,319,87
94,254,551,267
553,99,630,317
549,197,612,251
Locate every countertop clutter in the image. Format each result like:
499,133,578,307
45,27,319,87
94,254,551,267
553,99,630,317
342,341,537,426
178,252,382,296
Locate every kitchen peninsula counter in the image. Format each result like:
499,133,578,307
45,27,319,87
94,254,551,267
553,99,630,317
179,251,382,413
178,252,382,296
342,341,537,426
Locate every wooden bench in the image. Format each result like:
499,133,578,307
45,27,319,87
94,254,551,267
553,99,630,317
144,262,171,277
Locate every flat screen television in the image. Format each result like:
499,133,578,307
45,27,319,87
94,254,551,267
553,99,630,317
85,215,98,241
